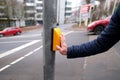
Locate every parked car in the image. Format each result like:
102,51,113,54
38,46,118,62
0,27,22,37
87,16,111,35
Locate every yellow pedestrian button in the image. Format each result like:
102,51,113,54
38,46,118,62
52,27,62,51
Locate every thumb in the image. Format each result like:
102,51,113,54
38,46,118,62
56,45,61,50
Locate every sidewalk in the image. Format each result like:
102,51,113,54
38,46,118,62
21,25,43,32
66,23,87,31
22,23,87,32
85,35,120,80
55,30,120,80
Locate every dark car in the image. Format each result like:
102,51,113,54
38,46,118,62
87,16,111,35
0,27,22,37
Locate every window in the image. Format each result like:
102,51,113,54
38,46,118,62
0,1,5,5
25,13,35,17
28,13,35,17
65,2,72,5
65,13,72,16
37,14,42,18
37,4,43,7
0,9,5,13
37,9,43,12
24,0,34,3
38,0,42,1
26,6,35,10
65,7,72,11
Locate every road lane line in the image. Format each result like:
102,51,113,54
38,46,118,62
0,46,42,72
0,40,40,44
83,58,87,70
24,52,34,57
10,57,24,65
0,31,73,72
64,31,74,35
14,34,41,38
0,34,41,39
0,40,41,59
0,65,10,72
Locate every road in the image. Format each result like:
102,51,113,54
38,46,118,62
0,23,120,80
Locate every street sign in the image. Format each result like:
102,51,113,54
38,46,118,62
80,4,94,13
81,13,89,21
80,4,93,21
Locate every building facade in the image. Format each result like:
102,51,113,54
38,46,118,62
0,0,17,29
24,0,43,25
57,0,65,24
64,1,72,23
0,0,7,29
0,0,73,28
24,0,36,26
0,0,6,18
57,0,72,24
35,0,43,24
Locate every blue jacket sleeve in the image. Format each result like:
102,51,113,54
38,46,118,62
67,4,120,58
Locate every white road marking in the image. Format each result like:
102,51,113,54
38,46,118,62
0,34,41,39
10,57,25,65
16,34,41,38
0,46,43,72
0,40,41,59
0,31,73,72
83,58,87,70
64,31,74,35
0,40,39,44
0,65,10,72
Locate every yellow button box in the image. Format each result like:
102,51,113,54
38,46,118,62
52,27,62,51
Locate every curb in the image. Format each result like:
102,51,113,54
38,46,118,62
22,26,42,32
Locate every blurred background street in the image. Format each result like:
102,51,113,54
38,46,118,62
0,0,120,80
0,23,120,80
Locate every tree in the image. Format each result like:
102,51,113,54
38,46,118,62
4,0,24,27
4,0,12,27
83,0,119,22
91,0,119,21
11,0,24,26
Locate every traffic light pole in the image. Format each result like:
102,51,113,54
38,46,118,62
43,0,57,80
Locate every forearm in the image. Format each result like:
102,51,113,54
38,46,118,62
67,4,120,59
67,37,119,58
67,39,107,58
67,24,120,58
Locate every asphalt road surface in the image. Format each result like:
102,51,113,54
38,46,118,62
0,24,120,80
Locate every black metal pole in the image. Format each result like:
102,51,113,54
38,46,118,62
43,0,57,80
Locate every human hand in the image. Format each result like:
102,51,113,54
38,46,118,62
56,34,67,55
